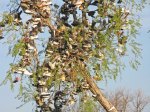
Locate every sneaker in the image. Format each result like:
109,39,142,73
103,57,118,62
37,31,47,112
38,80,46,85
24,10,34,14
14,68,32,76
21,0,30,3
32,24,37,28
43,72,51,77
32,21,39,25
34,18,41,21
83,44,91,48
30,35,38,40
40,92,50,96
48,62,56,70
27,44,36,50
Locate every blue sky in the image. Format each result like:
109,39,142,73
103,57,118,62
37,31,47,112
0,1,150,112
102,4,150,94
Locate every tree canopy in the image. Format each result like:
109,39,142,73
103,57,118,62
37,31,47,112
0,0,147,112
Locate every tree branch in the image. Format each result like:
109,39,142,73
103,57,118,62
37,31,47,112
85,74,118,112
79,63,118,112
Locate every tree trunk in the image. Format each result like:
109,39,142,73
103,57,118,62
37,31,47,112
85,74,118,112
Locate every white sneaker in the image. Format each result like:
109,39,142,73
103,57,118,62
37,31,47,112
34,18,41,21
21,0,30,3
38,81,46,85
30,35,38,40
32,24,37,28
48,62,56,70
83,44,91,48
40,92,50,96
24,10,34,14
32,21,39,25
43,72,51,77
14,68,32,76
27,44,36,51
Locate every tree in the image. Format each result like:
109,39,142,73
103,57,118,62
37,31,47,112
107,89,132,112
106,89,150,112
131,90,150,112
0,0,146,112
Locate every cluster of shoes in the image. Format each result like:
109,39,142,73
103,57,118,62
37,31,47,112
12,10,23,26
34,64,56,111
19,0,52,65
60,0,85,27
14,67,32,76
20,0,52,36
20,0,51,16
11,0,130,111
53,91,67,111
34,64,53,109
36,81,50,100
19,0,53,111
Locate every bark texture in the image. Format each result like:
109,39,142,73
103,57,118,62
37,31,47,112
85,74,118,112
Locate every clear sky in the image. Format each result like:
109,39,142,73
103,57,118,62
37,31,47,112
0,1,150,112
102,4,150,95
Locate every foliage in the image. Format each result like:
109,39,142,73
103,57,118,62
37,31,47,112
0,0,146,112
